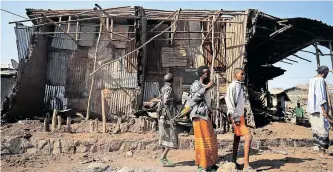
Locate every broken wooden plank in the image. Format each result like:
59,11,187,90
51,109,57,132
66,117,71,133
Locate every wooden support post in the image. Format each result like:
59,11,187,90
285,57,298,63
57,115,62,130
75,15,79,40
315,43,320,67
329,41,333,70
101,90,106,133
292,54,311,62
86,20,103,120
42,14,79,45
66,117,71,133
210,15,216,75
51,109,57,132
95,118,99,133
44,113,50,132
90,121,95,133
170,8,181,45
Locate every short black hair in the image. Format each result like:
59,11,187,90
233,68,244,75
316,65,329,75
197,66,209,76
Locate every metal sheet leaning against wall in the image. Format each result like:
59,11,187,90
225,12,248,84
14,23,35,61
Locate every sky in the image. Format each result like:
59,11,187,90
1,1,333,89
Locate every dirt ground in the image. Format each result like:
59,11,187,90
1,147,333,172
1,121,333,172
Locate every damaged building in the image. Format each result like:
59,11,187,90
4,5,333,127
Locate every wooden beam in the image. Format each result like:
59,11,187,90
270,24,293,38
202,11,222,44
170,8,182,45
313,43,323,55
42,14,79,45
314,43,320,67
280,61,293,65
292,54,312,63
149,10,178,32
285,57,298,63
211,15,216,76
329,41,333,70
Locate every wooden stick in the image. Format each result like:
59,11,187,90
149,10,178,32
86,20,103,121
90,121,95,132
57,115,62,130
314,43,320,67
66,117,71,133
101,90,106,133
75,15,79,40
89,18,178,76
44,113,50,132
95,118,99,133
292,54,311,62
202,11,222,44
285,57,298,63
170,8,182,45
280,61,293,65
211,15,216,76
42,14,79,45
329,41,333,71
51,109,57,132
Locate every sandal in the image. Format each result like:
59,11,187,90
243,166,254,172
159,158,176,167
197,166,206,172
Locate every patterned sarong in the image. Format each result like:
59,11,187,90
193,118,218,169
310,112,330,149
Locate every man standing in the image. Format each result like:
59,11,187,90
158,73,178,167
225,68,253,171
307,65,333,158
189,66,218,172
294,102,304,125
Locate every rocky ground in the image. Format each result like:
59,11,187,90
1,120,333,172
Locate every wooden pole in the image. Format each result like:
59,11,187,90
210,15,216,75
42,14,79,45
329,41,333,70
86,20,103,120
292,54,311,62
149,10,178,32
170,8,182,45
57,115,62,130
101,90,106,133
44,113,50,132
315,43,320,67
66,117,71,133
95,118,99,133
90,121,95,133
51,109,57,132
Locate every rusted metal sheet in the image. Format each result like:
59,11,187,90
112,25,129,48
14,24,35,61
187,21,204,68
143,81,160,101
51,24,78,50
44,85,67,110
79,23,97,46
0,76,16,104
66,48,90,98
46,49,70,86
88,37,113,61
124,39,137,73
102,88,137,116
146,24,168,74
225,12,248,84
161,46,187,67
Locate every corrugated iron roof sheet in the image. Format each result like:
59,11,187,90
14,24,35,61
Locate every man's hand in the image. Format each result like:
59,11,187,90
232,120,240,126
323,112,333,123
205,81,214,90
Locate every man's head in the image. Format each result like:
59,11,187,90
297,103,300,107
197,66,210,84
164,73,173,83
316,65,329,78
234,68,245,82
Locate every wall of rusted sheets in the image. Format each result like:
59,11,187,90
225,12,249,84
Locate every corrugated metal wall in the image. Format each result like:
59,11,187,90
225,12,248,84
51,24,78,50
46,50,71,86
103,89,137,116
79,23,97,46
143,81,160,101
0,76,16,104
14,24,35,61
44,85,67,110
